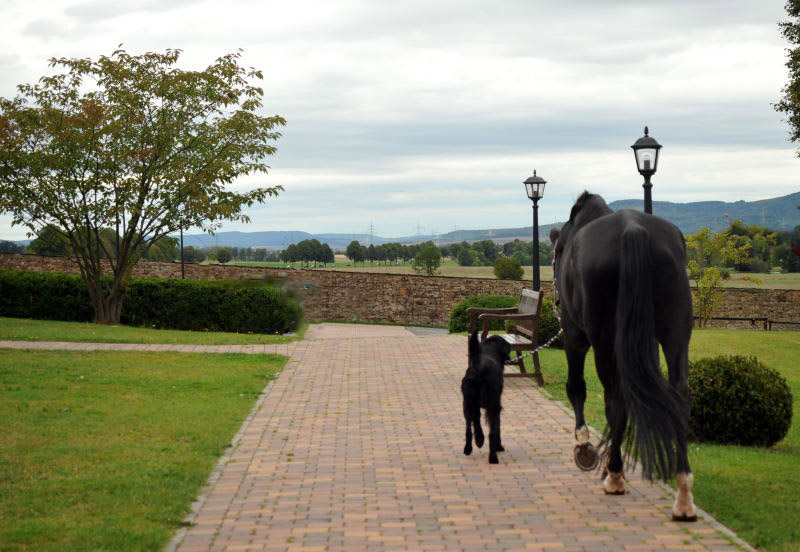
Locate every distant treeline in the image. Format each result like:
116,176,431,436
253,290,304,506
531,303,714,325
4,219,797,272
343,239,553,267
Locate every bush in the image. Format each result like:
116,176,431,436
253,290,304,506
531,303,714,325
121,278,302,334
0,270,302,334
494,257,524,280
537,295,564,348
449,295,517,333
0,270,93,322
688,355,793,447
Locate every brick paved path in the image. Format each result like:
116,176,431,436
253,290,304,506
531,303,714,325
166,324,745,552
1,324,750,551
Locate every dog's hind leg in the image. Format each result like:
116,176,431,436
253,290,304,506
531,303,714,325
486,405,501,464
463,397,475,455
472,408,484,449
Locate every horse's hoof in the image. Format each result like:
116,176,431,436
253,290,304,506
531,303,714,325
489,455,499,464
671,513,698,522
463,444,472,456
603,471,626,495
497,444,505,452
475,435,484,448
573,442,599,471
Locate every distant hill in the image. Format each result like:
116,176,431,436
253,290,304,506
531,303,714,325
175,191,798,250
608,191,800,234
11,192,791,250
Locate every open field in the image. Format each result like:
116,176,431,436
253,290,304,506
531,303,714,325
0,349,286,551
0,316,305,344
532,329,799,552
227,259,800,289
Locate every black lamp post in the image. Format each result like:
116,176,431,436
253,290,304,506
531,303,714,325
631,126,662,214
523,170,546,291
180,227,185,279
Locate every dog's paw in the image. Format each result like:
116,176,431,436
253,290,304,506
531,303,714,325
475,434,484,448
463,444,472,455
489,453,499,464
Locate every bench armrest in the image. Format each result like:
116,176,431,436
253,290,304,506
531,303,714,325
466,306,518,332
478,312,537,321
478,312,538,340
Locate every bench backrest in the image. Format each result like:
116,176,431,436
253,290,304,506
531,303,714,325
514,288,542,338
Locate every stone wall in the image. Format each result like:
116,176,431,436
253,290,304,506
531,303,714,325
1,252,798,329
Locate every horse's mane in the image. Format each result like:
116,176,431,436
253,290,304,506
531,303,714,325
568,191,612,227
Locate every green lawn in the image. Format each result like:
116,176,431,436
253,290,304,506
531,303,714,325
0,349,286,551
0,316,305,344
534,329,799,552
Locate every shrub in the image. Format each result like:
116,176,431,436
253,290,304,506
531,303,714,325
449,295,517,333
494,257,524,280
688,355,793,447
537,295,564,348
0,270,92,322
0,270,302,334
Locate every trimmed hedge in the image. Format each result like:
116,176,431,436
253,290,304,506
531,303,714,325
449,293,563,347
688,355,793,447
0,270,92,322
0,269,302,334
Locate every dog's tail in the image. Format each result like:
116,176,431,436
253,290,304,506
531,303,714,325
468,330,480,360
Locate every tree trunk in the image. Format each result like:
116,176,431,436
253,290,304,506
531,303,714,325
90,292,124,325
84,274,125,325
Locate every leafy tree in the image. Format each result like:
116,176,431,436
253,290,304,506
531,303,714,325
472,240,499,266
321,243,334,265
412,241,442,276
346,240,366,265
182,245,204,264
512,250,531,266
537,241,554,266
143,235,178,262
494,257,524,280
0,48,284,323
0,240,24,253
686,228,754,326
726,221,778,272
283,244,298,266
216,247,232,264
457,247,477,267
776,1,800,148
27,224,70,256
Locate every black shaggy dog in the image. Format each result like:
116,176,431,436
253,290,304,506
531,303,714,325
462,331,511,464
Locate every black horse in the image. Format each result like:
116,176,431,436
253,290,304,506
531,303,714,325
550,192,697,521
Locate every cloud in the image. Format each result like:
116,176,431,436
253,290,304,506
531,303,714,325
64,0,207,23
0,0,797,242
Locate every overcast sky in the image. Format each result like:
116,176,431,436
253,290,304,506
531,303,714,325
1,0,799,241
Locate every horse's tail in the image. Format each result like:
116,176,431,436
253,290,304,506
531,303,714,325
614,223,685,481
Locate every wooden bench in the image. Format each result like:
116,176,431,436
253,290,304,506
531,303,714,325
466,289,544,386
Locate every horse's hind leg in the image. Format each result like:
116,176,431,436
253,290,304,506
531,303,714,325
565,341,590,441
566,340,598,470
602,386,627,495
661,337,697,521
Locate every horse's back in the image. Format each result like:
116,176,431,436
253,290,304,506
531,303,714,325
569,209,692,341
